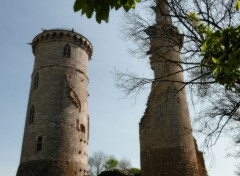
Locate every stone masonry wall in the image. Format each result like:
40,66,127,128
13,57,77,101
17,30,92,176
139,4,200,174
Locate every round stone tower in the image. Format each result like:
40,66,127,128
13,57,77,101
16,29,93,176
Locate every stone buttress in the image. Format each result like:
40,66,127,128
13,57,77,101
16,29,92,176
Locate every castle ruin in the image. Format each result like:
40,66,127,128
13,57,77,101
15,3,208,175
139,1,207,176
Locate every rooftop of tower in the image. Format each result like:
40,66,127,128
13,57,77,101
31,28,93,58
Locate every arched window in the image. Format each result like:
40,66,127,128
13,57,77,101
29,105,35,124
80,124,85,133
63,44,71,58
33,72,39,89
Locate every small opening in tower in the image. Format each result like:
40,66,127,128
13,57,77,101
80,124,85,133
63,44,71,58
36,136,43,151
52,32,57,38
33,72,39,89
73,35,77,41
45,33,49,39
29,105,35,124
76,119,80,131
59,32,64,38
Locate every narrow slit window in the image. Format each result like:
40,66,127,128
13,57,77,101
76,119,80,131
63,44,71,58
87,116,89,141
37,136,43,151
33,72,39,89
29,105,35,124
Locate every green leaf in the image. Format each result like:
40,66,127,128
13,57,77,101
213,67,219,76
114,3,121,10
123,4,132,12
223,67,230,75
74,0,140,23
74,0,86,12
120,0,128,5
211,57,218,64
85,7,94,18
96,12,102,23
236,0,240,11
201,41,207,52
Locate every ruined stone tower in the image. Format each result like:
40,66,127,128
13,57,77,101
16,29,92,176
139,2,204,176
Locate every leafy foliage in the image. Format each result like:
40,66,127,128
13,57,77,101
201,26,240,90
74,0,141,23
104,156,119,171
188,12,240,90
128,168,141,176
236,0,240,11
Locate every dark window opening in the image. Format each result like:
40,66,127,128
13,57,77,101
88,116,89,141
76,119,80,131
36,136,43,151
45,33,49,39
29,105,35,124
63,44,71,58
33,72,39,89
52,32,57,38
80,124,85,133
59,32,64,38
73,35,77,41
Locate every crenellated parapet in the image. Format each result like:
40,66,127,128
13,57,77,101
32,29,93,58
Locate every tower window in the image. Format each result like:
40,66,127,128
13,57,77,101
76,119,80,131
29,105,35,124
52,32,57,38
80,124,85,133
63,44,71,58
88,116,89,141
33,72,39,89
36,136,43,151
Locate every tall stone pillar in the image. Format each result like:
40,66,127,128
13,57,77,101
16,29,92,176
139,2,200,176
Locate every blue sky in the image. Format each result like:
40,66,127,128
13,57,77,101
0,0,238,175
